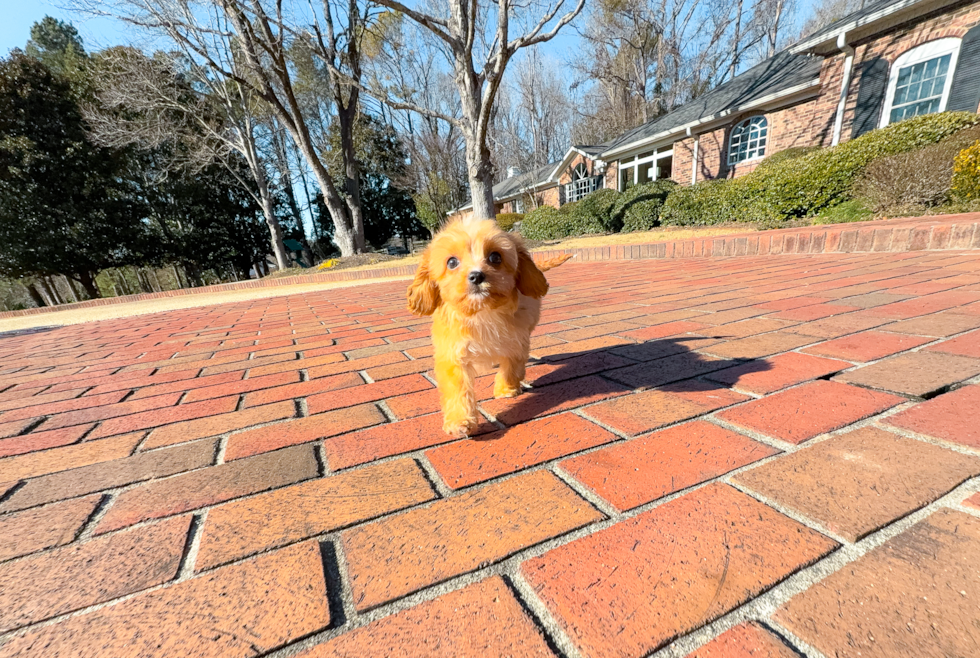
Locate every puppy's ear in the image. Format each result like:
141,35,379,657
407,255,441,315
516,246,549,299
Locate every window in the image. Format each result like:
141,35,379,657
565,163,599,203
881,39,961,127
728,116,768,165
617,147,673,190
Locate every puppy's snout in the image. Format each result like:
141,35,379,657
468,271,486,285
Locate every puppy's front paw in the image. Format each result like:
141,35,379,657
493,382,522,398
443,417,477,438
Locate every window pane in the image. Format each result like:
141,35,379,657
889,54,951,124
637,163,652,184
620,167,633,190
728,116,768,165
657,156,673,181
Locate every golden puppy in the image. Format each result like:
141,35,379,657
407,218,571,437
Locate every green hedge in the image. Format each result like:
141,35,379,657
520,203,604,240
613,180,677,232
661,111,980,226
571,188,620,231
495,213,523,231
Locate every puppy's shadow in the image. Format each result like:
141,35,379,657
476,335,772,431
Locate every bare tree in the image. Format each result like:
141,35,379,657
78,0,371,255
86,47,293,270
364,0,585,221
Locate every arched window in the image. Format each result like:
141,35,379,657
567,163,596,202
881,38,961,127
728,116,768,165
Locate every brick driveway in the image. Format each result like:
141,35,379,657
2,251,980,657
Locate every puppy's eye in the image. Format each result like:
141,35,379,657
447,257,459,270
488,252,502,265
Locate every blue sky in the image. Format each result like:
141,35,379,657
1,1,134,55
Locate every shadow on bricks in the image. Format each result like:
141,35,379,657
477,337,769,428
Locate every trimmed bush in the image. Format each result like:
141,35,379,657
495,212,523,231
612,180,677,232
755,146,821,169
662,111,980,226
855,140,962,213
571,188,621,231
519,204,604,240
953,138,980,201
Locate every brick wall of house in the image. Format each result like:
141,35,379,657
839,0,980,138
558,153,596,185
652,0,980,187
604,161,618,190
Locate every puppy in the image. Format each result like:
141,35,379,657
407,218,571,437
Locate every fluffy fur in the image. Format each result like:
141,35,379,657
407,218,571,437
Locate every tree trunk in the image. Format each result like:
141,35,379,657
338,105,366,253
465,141,497,221
31,279,55,307
61,276,80,303
171,264,182,289
26,282,46,308
250,157,291,272
75,271,100,299
44,276,63,305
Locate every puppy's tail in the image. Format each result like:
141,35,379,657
534,254,574,272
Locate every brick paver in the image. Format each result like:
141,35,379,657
4,248,980,656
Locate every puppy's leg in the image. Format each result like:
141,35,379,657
493,357,525,398
436,357,478,437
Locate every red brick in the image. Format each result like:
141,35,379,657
0,495,101,561
777,510,980,658
2,439,216,512
927,328,980,358
86,395,239,440
604,351,728,388
178,371,300,403
0,515,190,632
882,310,980,336
427,413,618,489
550,320,644,342
562,421,776,510
696,318,798,339
197,459,436,569
884,385,980,449
95,444,318,533
323,412,494,470
702,332,815,360
142,400,295,449
705,352,850,394
873,290,980,318
0,541,329,658
733,426,980,541
364,357,434,381
964,492,980,511
296,577,554,658
481,376,629,426
834,351,980,396
342,470,602,610
0,432,142,482
620,320,712,341
384,388,442,420
0,388,89,413
522,484,836,658
583,384,748,436
0,424,92,458
531,335,633,361
127,370,242,400
0,390,131,424
225,403,384,460
199,352,298,376
243,372,364,407
307,374,432,414
802,330,932,362
686,622,800,658
717,380,902,444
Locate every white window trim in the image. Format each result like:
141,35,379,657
617,148,674,190
879,37,961,128
727,116,768,166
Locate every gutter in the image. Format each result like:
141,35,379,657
686,127,699,186
832,32,855,146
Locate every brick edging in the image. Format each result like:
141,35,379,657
3,213,979,320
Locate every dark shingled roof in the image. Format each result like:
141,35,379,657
491,161,559,201
601,50,823,156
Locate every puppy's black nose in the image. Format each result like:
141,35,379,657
468,271,486,285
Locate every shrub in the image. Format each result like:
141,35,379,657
811,199,872,225
953,138,980,201
662,111,980,226
755,146,821,169
854,140,962,213
612,180,677,231
495,212,523,231
571,188,621,231
519,204,604,240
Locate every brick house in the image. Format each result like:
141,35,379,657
453,0,980,220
